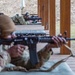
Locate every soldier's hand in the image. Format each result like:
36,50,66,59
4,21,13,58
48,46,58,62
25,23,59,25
7,44,25,58
50,35,66,48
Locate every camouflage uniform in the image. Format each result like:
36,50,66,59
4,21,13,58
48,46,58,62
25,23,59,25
0,51,11,72
0,14,16,71
11,14,26,25
0,14,52,71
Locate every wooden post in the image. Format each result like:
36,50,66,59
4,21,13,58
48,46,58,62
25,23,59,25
44,0,48,30
60,0,71,54
38,0,44,26
38,0,48,29
48,0,56,35
38,0,41,17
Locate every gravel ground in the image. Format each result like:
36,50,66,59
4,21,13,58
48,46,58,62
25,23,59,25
0,0,75,24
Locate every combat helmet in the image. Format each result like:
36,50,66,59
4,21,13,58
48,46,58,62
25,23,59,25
0,14,16,38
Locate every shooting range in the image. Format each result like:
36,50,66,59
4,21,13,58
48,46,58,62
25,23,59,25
0,0,75,75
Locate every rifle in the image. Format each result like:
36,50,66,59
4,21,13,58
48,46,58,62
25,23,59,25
13,30,46,36
0,35,75,66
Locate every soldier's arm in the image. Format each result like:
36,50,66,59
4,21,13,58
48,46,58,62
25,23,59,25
0,51,11,72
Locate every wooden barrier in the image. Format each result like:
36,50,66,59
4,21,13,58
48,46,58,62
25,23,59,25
38,0,71,54
60,0,71,54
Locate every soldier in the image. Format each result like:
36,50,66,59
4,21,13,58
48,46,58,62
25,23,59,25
11,14,26,25
0,13,25,71
0,13,66,71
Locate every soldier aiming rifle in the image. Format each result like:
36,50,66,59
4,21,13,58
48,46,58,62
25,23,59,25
0,13,66,72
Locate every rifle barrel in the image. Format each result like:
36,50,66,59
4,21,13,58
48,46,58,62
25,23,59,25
66,38,75,41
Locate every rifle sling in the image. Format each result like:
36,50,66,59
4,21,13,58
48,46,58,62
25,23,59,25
29,45,75,72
